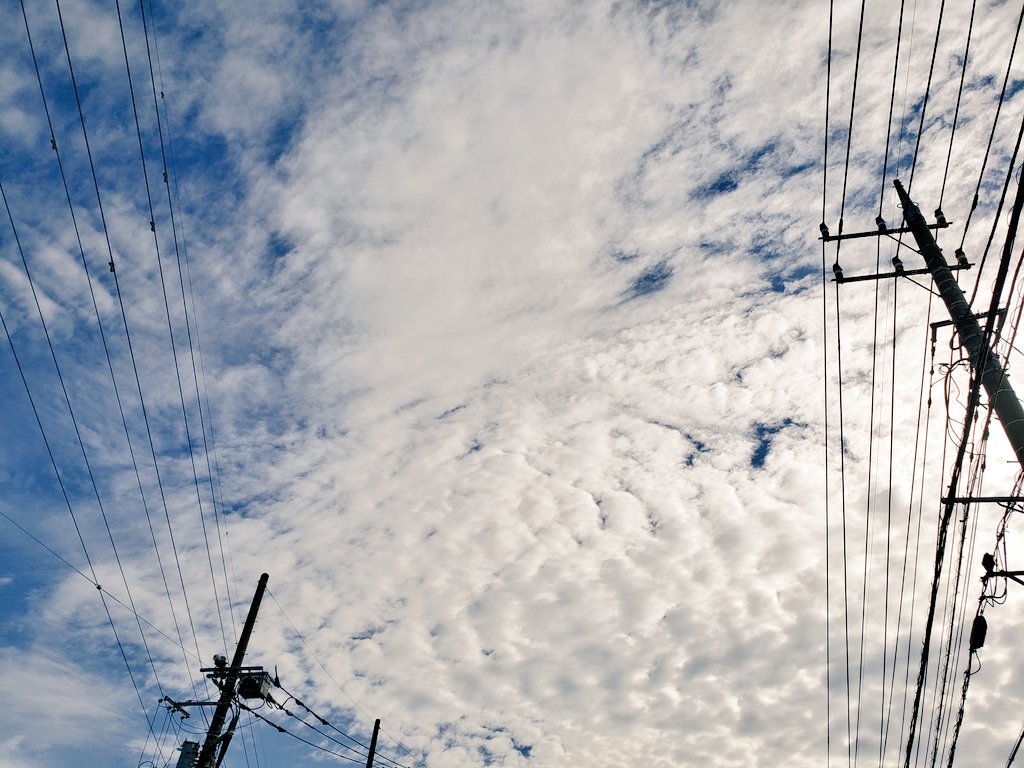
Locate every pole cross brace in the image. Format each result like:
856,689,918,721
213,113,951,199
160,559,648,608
941,496,1024,505
989,570,1024,587
201,665,266,675
834,262,971,284
820,220,951,243
159,696,220,718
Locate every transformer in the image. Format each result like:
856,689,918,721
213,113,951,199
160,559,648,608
237,670,273,700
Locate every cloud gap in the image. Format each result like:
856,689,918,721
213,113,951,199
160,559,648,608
750,418,797,468
627,260,673,298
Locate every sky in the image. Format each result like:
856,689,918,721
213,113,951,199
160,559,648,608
2,0,1024,766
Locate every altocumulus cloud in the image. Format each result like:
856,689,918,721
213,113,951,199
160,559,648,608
0,0,958,766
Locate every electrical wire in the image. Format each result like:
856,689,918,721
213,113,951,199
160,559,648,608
968,116,1024,314
892,0,919,188
267,589,428,768
107,0,230,657
46,0,211,708
1,168,169,706
894,98,1024,757
923,363,983,768
17,0,204,708
273,683,412,768
902,327,989,768
822,0,835,761
936,0,976,208
876,269,900,768
836,0,868,252
0,294,158,747
929,430,982,765
852,210,888,768
877,0,907,219
133,0,239,646
961,2,1024,279
881,294,935,766
905,0,946,194
832,269,856,768
0,508,200,661
240,703,367,766
139,695,174,768
271,700,374,763
945,477,1022,768
140,0,247,649
275,685,374,755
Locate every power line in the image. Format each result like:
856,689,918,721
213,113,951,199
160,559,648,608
822,0,834,761
133,0,240,647
836,0,868,249
108,0,230,657
240,703,368,766
274,683,412,768
137,2,244,639
899,178,1017,767
877,0,907,217
16,0,202,708
1,170,167,705
876,267,900,768
271,699,375,764
0,272,158,749
831,276,854,768
961,1,1024,284
905,0,946,193
0,508,200,662
936,0,976,208
46,0,210,701
267,589,428,768
276,685,374,756
880,293,935,766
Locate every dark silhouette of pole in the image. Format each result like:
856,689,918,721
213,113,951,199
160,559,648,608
196,572,269,768
894,179,1024,466
365,719,380,768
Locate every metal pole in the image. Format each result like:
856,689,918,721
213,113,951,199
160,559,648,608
365,718,380,768
196,572,269,768
894,179,1024,466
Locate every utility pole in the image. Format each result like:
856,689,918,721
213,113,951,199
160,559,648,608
892,179,1024,466
366,718,380,768
195,572,269,768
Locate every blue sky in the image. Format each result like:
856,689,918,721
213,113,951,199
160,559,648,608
2,0,1024,766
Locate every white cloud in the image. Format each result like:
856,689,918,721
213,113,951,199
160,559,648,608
4,0,1024,766
0,645,136,765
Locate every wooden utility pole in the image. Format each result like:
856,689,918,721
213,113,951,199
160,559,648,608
196,572,269,768
893,179,1024,466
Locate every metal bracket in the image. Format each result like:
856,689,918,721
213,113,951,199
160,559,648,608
835,261,971,284
989,570,1024,587
941,496,1024,505
821,220,951,243
159,696,221,717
